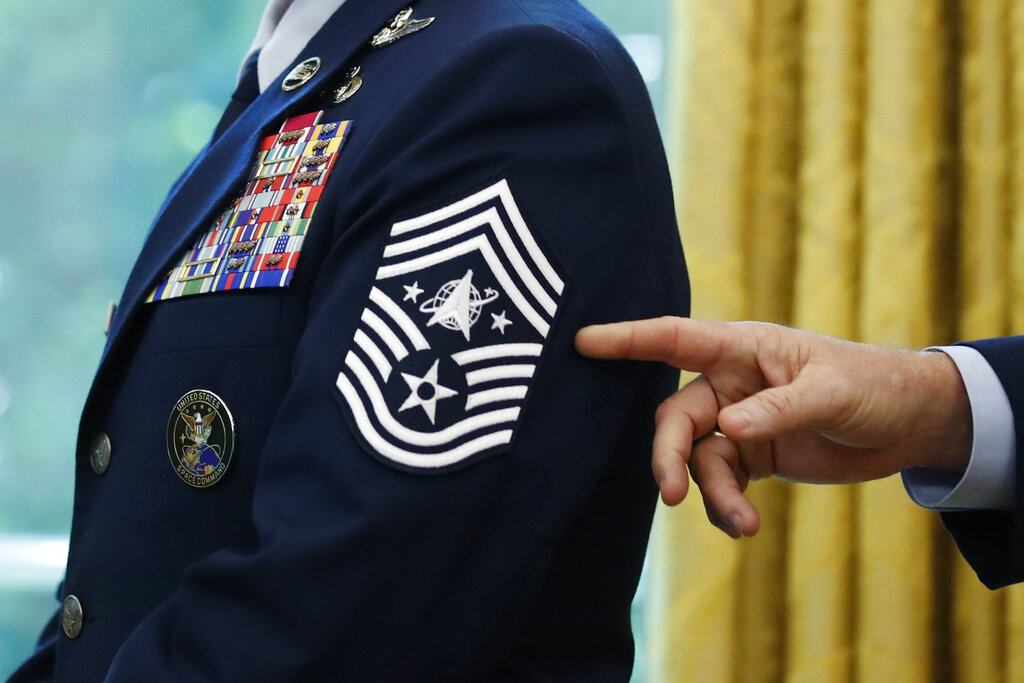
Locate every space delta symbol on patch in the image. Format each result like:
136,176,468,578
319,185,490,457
335,178,565,470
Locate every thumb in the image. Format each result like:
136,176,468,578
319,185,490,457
718,381,832,442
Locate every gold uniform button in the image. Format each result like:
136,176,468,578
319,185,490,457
90,432,111,475
62,595,84,639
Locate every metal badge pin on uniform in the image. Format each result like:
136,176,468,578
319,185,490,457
331,66,363,104
282,57,322,91
370,8,435,48
166,389,235,488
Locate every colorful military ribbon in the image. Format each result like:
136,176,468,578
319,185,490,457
148,111,350,303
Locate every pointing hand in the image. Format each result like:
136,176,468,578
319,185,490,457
574,318,972,538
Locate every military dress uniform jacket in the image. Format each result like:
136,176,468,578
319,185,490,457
941,337,1024,590
9,0,689,680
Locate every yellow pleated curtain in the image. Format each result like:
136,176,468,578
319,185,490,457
649,0,1024,681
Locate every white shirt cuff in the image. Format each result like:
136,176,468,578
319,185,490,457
902,345,1016,511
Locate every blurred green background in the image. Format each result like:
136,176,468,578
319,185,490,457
0,1,669,679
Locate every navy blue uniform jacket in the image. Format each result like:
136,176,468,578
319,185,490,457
8,0,689,681
943,337,1024,590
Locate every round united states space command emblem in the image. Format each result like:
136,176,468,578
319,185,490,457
335,178,565,471
167,389,235,488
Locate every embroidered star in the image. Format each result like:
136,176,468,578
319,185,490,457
491,310,513,334
403,281,424,303
398,359,458,424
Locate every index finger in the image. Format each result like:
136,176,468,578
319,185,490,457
574,317,730,371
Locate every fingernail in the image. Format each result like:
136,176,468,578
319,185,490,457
729,514,744,536
734,410,752,431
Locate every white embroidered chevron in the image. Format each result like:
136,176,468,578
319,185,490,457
335,179,563,469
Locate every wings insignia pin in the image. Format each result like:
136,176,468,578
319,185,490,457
335,179,565,470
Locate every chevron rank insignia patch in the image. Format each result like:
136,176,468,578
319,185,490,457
148,111,350,302
335,179,565,471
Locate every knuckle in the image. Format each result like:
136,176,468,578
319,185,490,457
654,398,673,425
759,389,794,418
654,389,688,424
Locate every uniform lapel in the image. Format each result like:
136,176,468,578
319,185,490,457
100,0,417,363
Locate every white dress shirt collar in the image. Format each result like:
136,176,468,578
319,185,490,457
244,0,349,93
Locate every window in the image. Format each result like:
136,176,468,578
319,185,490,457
0,2,669,679
579,5,671,680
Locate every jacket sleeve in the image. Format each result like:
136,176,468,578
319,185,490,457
941,336,1024,589
101,26,688,681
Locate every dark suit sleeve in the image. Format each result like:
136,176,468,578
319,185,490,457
99,26,687,682
941,336,1024,589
